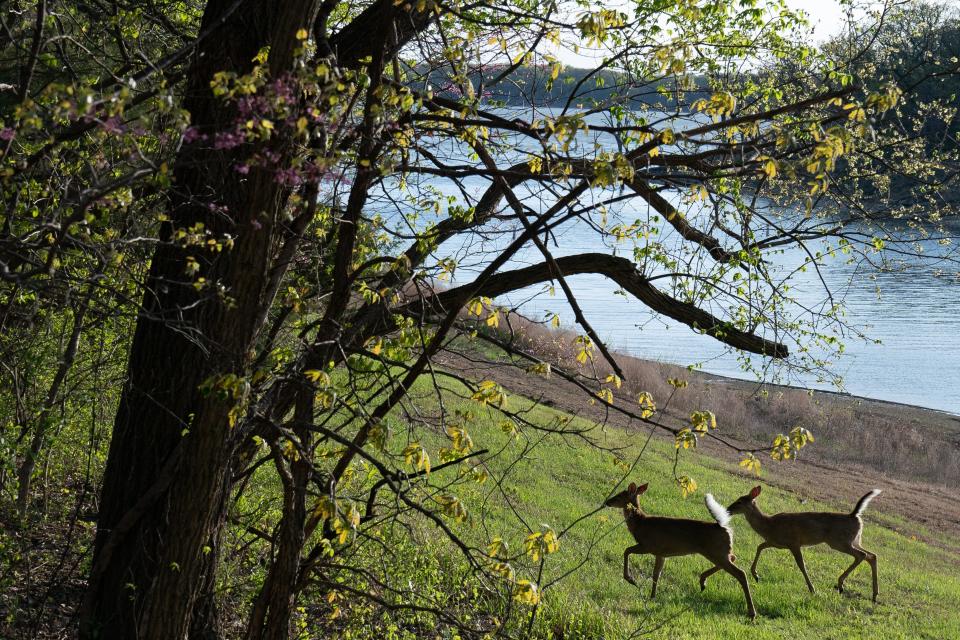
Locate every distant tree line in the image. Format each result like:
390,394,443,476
415,64,711,109
828,0,960,207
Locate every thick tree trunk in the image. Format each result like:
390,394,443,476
80,2,434,637
79,1,319,637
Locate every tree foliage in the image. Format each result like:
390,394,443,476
0,0,957,638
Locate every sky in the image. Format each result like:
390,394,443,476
785,0,850,40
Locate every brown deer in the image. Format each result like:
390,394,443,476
723,485,881,602
604,482,757,619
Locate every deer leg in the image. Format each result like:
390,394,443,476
857,545,879,602
650,556,665,599
719,557,756,620
835,547,866,595
622,544,644,586
790,547,816,594
750,542,773,582
699,565,722,591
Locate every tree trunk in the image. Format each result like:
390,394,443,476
79,2,434,637
245,388,313,640
79,1,320,637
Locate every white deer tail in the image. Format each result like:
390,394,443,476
852,489,882,517
705,493,732,534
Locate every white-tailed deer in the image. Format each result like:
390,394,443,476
724,485,881,602
604,482,756,619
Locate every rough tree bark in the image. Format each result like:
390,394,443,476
79,1,320,637
80,2,436,638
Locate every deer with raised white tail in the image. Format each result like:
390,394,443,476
723,485,881,602
604,481,757,619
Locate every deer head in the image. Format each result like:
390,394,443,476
604,481,648,509
728,485,762,514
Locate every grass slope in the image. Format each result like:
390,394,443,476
409,378,960,639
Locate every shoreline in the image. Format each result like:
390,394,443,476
675,362,960,420
460,322,960,485
604,348,960,437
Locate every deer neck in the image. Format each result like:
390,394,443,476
743,502,774,536
623,503,647,537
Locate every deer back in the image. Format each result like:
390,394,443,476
626,513,731,558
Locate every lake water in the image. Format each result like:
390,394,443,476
433,210,960,415
501,219,960,415
375,108,960,414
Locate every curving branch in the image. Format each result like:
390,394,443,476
326,0,437,65
625,177,735,262
422,253,788,358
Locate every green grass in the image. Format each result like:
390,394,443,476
402,377,960,639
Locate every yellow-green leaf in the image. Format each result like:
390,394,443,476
402,442,431,474
637,392,656,418
675,428,697,450
739,453,762,477
512,580,540,605
690,410,717,433
677,475,698,498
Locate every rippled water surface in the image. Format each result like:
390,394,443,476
376,108,960,414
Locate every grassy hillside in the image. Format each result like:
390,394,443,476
404,377,960,639
5,368,957,639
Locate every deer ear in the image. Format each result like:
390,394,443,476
637,483,649,495
628,482,637,493
749,486,762,499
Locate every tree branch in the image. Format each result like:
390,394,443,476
424,253,788,358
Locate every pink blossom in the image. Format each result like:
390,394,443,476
0,127,14,141
101,116,126,135
213,130,244,150
234,163,250,175
183,126,206,143
269,76,296,103
236,95,269,118
273,167,302,187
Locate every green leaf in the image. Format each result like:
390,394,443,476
739,453,762,477
690,410,717,433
